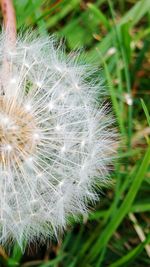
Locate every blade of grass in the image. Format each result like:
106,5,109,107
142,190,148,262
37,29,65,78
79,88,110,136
109,233,150,267
87,3,110,30
46,0,80,28
141,99,150,127
87,0,150,62
108,0,133,148
97,50,126,135
84,145,150,263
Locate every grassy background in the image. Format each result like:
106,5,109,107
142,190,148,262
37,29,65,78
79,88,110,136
0,0,150,266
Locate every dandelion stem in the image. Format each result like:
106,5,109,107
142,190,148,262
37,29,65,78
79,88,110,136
0,0,16,94
0,0,16,44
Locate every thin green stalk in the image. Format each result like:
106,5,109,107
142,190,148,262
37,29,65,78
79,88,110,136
85,145,150,263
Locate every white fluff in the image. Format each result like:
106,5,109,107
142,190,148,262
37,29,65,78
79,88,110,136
0,33,116,247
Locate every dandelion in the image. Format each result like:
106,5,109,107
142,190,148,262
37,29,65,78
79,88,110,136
0,0,116,247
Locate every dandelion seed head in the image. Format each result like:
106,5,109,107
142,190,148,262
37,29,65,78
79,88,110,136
0,33,116,247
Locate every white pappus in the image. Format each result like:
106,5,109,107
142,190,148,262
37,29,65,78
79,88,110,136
0,33,116,247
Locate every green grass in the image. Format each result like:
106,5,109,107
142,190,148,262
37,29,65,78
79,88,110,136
0,0,150,266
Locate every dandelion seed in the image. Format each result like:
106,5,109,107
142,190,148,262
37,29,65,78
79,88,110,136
10,77,17,84
32,132,40,140
36,81,42,88
4,144,12,152
24,103,32,112
81,140,85,148
48,101,54,111
61,145,66,153
56,124,61,131
124,93,133,106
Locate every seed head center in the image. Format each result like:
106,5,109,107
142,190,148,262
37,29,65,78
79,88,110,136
0,97,37,164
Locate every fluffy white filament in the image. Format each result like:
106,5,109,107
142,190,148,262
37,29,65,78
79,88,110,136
0,33,116,247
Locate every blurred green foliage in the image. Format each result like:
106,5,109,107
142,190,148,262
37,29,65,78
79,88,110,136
0,0,150,266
